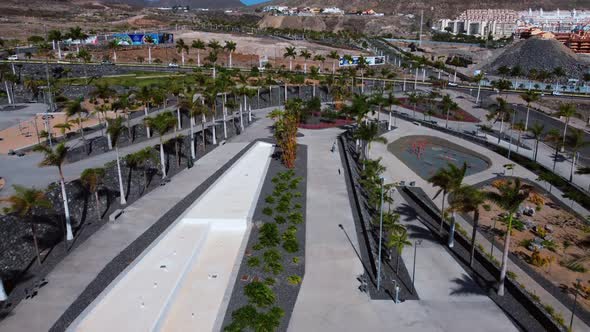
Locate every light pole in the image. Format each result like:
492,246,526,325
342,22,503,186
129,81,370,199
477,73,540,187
569,278,582,331
377,176,385,291
412,239,423,294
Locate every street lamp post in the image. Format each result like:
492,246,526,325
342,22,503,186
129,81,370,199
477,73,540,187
377,177,385,291
412,239,423,294
570,278,582,331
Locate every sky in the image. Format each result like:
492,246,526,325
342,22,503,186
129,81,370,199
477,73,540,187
240,0,271,5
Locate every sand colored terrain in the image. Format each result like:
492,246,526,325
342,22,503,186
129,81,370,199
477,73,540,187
477,182,590,311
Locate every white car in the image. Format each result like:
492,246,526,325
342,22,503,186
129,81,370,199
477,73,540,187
7,55,18,61
448,82,458,87
168,63,179,68
552,91,562,96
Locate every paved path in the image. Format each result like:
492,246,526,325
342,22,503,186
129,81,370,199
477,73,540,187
0,142,249,332
288,128,516,332
371,117,590,332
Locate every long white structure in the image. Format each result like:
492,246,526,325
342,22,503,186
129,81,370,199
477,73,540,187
70,141,274,332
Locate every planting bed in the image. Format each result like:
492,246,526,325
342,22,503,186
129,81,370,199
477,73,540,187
398,97,479,123
221,144,307,332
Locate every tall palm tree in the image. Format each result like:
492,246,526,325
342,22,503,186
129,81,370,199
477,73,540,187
369,92,387,123
111,94,133,140
441,94,458,129
107,40,120,63
299,49,311,73
224,40,237,68
283,46,297,71
313,54,326,72
385,92,400,130
65,98,88,152
33,143,74,240
387,229,412,274
353,122,387,160
528,122,545,162
53,122,72,141
191,39,206,67
486,178,530,296
80,167,105,221
106,117,127,205
405,92,420,119
203,86,219,145
207,40,222,76
175,38,188,65
487,97,512,144
428,162,467,238
327,50,339,73
144,112,176,178
206,51,219,79
512,121,526,153
2,185,51,265
565,128,589,182
473,72,485,105
520,91,539,130
136,86,152,138
125,147,157,194
546,128,562,173
556,103,580,152
448,185,486,267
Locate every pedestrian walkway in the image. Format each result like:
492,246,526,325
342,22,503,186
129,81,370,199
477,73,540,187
288,128,516,332
371,118,590,332
0,142,249,332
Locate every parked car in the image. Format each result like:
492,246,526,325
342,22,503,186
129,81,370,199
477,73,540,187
101,60,114,65
448,82,458,87
7,55,18,61
168,63,179,68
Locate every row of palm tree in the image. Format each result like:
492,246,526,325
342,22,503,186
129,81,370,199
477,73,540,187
429,163,532,296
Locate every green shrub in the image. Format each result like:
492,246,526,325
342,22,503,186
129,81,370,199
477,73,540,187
262,207,273,216
520,238,533,248
543,304,555,315
288,211,304,224
225,305,284,332
274,215,286,224
265,277,276,286
247,257,260,267
244,281,276,307
293,203,302,210
259,223,280,247
476,243,485,252
292,256,300,264
294,192,302,198
263,249,283,275
265,195,275,204
283,238,299,253
287,275,302,285
529,291,540,302
561,260,587,273
506,271,517,280
541,239,558,252
276,201,290,214
252,243,263,251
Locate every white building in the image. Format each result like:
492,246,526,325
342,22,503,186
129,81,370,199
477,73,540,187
438,9,518,38
518,8,590,32
322,7,344,15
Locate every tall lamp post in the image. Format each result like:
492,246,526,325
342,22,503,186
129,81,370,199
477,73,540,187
412,239,423,294
569,278,582,331
377,176,385,291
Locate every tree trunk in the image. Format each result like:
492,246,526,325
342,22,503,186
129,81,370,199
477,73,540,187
469,209,480,268
190,116,196,159
59,175,74,241
159,138,167,178
211,114,217,145
0,278,7,301
497,214,513,296
201,114,206,151
176,107,182,130
30,223,41,266
115,147,127,205
439,192,446,234
239,103,244,131
174,127,180,167
78,114,87,154
145,105,151,138
448,212,456,248
498,118,504,144
94,191,101,220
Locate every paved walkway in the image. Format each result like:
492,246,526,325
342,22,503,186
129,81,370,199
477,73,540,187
288,128,516,331
0,142,249,332
371,117,590,332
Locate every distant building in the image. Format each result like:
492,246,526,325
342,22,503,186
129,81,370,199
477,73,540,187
438,9,518,38
518,8,590,33
321,7,344,15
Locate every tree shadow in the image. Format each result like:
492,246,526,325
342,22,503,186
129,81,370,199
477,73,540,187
338,224,376,287
450,273,487,296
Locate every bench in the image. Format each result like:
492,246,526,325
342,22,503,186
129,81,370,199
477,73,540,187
109,209,124,222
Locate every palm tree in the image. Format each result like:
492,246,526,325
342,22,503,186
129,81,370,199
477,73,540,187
125,147,157,194
53,122,72,141
136,86,152,138
448,185,486,267
556,103,580,152
353,122,387,160
80,168,105,221
528,122,545,162
487,97,512,144
299,49,311,73
65,98,88,152
512,121,526,153
385,92,400,130
406,92,420,119
387,229,412,274
520,91,539,131
175,38,188,65
327,50,339,73
206,51,219,79
111,94,133,140
2,185,51,265
144,112,176,178
546,128,562,173
486,178,531,296
203,86,220,145
33,143,74,240
313,54,326,72
441,94,458,129
66,26,87,53
47,29,64,59
191,39,206,67
565,128,589,182
224,40,237,68
283,46,297,71
107,40,119,63
473,72,485,105
106,117,128,205
428,162,467,238
369,92,387,123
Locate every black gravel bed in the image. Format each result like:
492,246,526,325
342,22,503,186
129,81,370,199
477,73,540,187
401,186,566,332
220,144,308,332
0,118,255,323
339,130,418,302
463,176,590,327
